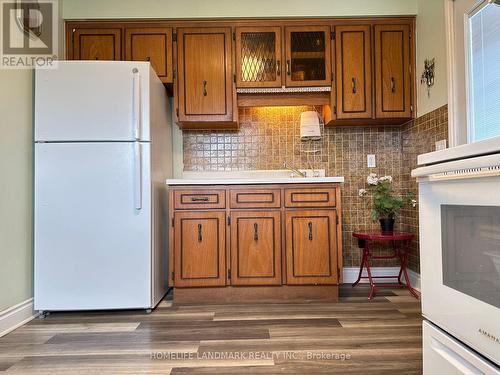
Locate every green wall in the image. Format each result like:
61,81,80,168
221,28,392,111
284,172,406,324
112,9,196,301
0,70,34,311
416,0,448,116
0,0,63,313
62,0,417,19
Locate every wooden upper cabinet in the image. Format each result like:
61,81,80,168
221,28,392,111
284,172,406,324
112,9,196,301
230,211,282,286
124,27,173,83
174,211,226,287
335,25,372,119
374,24,412,119
177,27,234,124
235,26,282,88
72,28,122,60
285,26,332,87
285,210,338,285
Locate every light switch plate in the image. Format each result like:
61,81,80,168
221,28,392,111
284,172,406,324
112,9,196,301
367,154,376,168
435,139,447,151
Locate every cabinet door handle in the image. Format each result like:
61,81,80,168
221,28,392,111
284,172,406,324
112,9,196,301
254,223,259,241
146,56,151,62
191,196,209,202
286,60,291,76
203,80,208,96
308,222,313,241
391,77,396,93
198,224,203,243
276,60,281,76
352,77,357,94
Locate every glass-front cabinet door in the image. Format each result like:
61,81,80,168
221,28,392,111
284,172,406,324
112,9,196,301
235,26,282,88
285,26,332,87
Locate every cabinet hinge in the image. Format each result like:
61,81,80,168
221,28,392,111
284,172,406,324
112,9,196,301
172,218,175,227
71,28,75,43
233,74,236,84
331,31,336,40
233,32,236,41
333,105,337,115
410,105,414,113
173,32,177,42
173,69,176,80
176,108,179,117
336,213,339,225
331,72,334,82
228,269,231,280
171,271,175,279
227,216,231,226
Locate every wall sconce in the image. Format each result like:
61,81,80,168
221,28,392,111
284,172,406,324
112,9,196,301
421,58,435,98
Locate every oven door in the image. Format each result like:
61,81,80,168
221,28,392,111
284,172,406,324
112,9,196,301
419,175,500,366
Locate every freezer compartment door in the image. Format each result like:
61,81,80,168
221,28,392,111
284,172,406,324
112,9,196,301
35,61,151,142
423,321,500,375
34,142,152,310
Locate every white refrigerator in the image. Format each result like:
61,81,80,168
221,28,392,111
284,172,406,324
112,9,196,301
34,61,172,312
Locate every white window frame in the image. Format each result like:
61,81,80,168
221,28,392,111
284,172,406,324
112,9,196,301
445,0,498,146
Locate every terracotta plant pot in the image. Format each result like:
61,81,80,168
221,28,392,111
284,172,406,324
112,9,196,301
379,218,395,233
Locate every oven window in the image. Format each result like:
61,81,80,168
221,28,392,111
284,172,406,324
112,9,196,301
441,205,500,308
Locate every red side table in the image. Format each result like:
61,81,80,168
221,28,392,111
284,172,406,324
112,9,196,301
352,231,419,300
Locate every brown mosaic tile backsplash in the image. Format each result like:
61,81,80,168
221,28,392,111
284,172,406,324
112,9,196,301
183,105,448,273
401,105,449,273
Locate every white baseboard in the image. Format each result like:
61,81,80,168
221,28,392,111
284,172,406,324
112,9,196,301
0,298,38,337
343,267,421,292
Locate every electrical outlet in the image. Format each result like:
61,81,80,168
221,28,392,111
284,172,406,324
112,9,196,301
367,154,376,168
435,139,447,151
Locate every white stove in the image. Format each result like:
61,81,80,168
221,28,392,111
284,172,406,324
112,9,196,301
413,138,500,374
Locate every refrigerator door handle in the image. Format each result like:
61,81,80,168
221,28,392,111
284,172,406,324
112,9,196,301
132,68,141,140
133,141,142,210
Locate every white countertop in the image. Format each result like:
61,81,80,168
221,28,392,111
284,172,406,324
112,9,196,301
166,177,344,185
165,170,344,185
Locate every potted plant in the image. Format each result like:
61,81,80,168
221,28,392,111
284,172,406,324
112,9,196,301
359,173,416,233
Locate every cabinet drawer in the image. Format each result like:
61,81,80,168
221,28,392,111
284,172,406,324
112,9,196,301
284,187,336,208
230,188,281,209
174,189,226,209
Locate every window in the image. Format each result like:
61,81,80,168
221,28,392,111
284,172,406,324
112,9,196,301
447,0,500,145
467,2,500,142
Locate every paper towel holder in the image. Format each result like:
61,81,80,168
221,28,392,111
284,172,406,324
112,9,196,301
300,110,323,141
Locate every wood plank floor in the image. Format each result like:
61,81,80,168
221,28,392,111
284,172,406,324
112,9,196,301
0,286,422,374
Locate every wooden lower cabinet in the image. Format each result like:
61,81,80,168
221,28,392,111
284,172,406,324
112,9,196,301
285,210,339,285
230,211,281,286
169,184,342,300
173,211,226,287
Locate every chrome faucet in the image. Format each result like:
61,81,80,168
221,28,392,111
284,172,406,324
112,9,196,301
283,161,306,178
